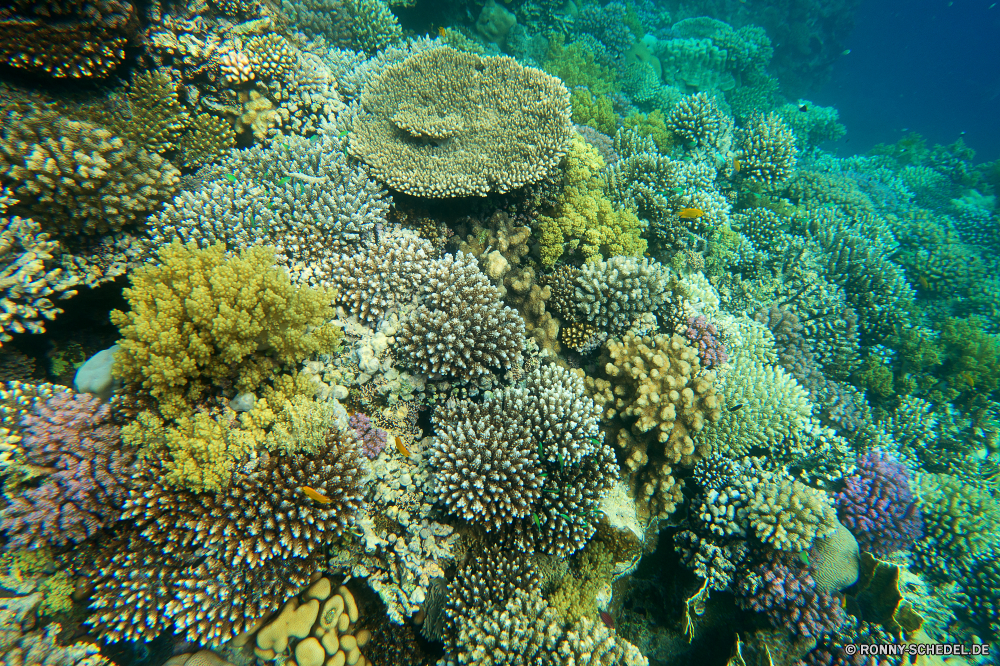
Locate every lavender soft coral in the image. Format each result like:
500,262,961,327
684,315,729,368
349,411,387,459
0,392,137,547
834,450,922,557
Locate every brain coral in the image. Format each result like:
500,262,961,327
349,46,572,197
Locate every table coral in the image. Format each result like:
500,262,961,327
350,46,571,197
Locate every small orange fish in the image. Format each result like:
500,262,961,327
394,435,411,457
677,208,705,219
733,159,742,172
302,486,333,504
438,26,447,38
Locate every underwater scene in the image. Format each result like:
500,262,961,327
0,0,998,665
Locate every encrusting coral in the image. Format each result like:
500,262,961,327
350,46,571,197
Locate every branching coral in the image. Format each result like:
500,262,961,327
573,256,672,336
111,242,338,424
350,47,571,197
430,365,618,556
0,392,136,548
834,451,922,557
283,0,402,53
737,111,798,189
87,427,363,644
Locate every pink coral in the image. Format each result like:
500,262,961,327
684,315,728,368
349,411,387,459
0,392,137,547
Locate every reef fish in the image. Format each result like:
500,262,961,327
599,611,615,629
677,208,705,219
301,486,333,503
394,435,411,457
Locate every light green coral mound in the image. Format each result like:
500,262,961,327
917,473,1000,562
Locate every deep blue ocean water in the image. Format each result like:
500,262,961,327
815,0,1000,161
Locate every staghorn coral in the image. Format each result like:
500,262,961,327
0,201,82,343
111,242,338,424
284,0,402,53
398,252,525,382
87,427,363,645
683,315,728,369
834,450,922,557
349,47,571,197
588,332,722,466
454,587,647,666
0,103,181,235
0,392,136,548
573,256,673,337
736,554,846,639
738,111,798,189
327,228,437,326
431,364,618,557
0,0,135,79
151,126,389,282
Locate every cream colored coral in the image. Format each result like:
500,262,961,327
747,474,836,551
245,578,371,666
589,333,721,466
349,46,571,197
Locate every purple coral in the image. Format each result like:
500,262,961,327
834,450,922,557
349,411,387,459
684,315,729,368
0,392,137,547
737,555,846,638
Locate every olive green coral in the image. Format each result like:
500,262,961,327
538,134,647,268
350,46,571,198
111,242,338,422
917,472,1000,562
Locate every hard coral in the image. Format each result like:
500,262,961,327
349,411,387,459
111,242,338,421
738,111,798,189
431,365,617,556
737,554,846,638
834,451,922,557
88,427,363,645
684,315,728,368
350,47,571,197
0,392,136,548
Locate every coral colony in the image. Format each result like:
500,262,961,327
0,1,996,665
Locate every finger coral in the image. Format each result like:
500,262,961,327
350,46,572,197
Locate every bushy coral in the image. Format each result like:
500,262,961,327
573,256,671,336
88,427,363,644
282,0,402,53
738,112,798,189
111,242,338,423
915,472,1000,564
349,411,387,459
430,365,617,556
684,315,728,368
834,451,922,557
571,88,617,136
0,392,136,548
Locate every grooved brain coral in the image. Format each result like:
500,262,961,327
349,46,572,197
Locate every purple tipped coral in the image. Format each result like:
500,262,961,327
737,555,845,638
350,411,387,459
834,450,922,557
0,392,137,547
684,315,728,368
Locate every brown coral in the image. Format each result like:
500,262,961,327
350,47,571,198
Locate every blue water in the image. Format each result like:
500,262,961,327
816,0,1000,160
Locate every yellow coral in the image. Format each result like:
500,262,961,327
111,242,338,421
539,135,647,267
571,89,616,135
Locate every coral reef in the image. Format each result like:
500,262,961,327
0,392,135,548
834,451,922,557
738,112,798,189
350,47,571,197
431,364,618,556
737,554,846,638
683,315,729,368
349,411,387,459
573,257,673,336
